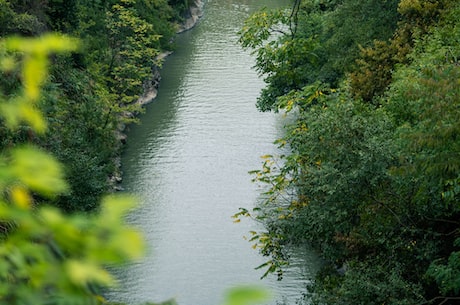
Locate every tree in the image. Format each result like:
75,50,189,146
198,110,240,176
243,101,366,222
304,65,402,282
238,0,460,304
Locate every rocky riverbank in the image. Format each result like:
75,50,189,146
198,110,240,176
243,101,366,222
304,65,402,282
136,0,204,108
110,0,204,190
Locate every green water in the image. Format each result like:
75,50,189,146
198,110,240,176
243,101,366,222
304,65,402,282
107,0,320,304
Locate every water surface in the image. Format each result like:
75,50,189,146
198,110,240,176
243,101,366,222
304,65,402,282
107,0,320,304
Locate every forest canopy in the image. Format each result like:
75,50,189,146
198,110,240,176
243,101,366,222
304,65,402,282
237,0,460,304
0,0,188,212
0,0,187,304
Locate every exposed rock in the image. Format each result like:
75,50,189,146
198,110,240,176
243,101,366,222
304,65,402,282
116,131,127,145
136,51,172,107
135,0,204,108
177,0,204,33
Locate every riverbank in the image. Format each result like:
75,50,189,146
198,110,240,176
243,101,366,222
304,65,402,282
136,0,204,108
111,0,204,190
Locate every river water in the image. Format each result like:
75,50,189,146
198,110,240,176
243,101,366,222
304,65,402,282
107,0,320,304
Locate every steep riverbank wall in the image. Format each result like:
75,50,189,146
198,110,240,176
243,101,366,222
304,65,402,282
111,0,204,189
136,0,204,108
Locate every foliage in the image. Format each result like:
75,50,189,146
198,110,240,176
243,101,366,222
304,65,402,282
0,34,78,132
222,286,271,305
0,34,145,305
349,39,410,103
0,0,182,212
40,61,119,212
309,259,425,305
427,241,460,296
239,0,460,304
106,0,161,109
0,192,144,304
0,0,44,36
349,0,451,103
239,0,400,111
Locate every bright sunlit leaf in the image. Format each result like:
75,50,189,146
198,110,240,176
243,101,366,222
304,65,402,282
22,54,47,101
113,228,145,260
4,34,79,54
99,194,138,223
11,147,68,197
66,260,114,286
10,186,32,210
19,100,46,132
222,286,271,305
0,34,79,132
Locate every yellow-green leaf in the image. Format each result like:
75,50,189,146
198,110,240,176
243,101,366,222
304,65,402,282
222,286,271,305
11,147,68,197
66,260,114,286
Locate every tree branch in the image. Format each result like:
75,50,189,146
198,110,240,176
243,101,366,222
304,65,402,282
289,0,301,38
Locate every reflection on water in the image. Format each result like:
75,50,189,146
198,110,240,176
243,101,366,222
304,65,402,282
106,0,320,304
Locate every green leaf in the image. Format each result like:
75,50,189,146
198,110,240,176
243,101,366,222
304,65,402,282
11,146,69,197
222,286,271,305
65,259,114,286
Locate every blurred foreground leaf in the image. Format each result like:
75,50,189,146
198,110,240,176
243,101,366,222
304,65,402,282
222,286,271,305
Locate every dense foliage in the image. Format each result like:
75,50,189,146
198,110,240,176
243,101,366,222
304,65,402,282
0,33,147,305
237,0,460,304
0,0,185,212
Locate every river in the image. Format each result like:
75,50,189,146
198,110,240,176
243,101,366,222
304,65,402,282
107,0,320,304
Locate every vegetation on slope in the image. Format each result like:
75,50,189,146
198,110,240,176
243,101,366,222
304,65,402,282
237,0,460,304
0,0,187,212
